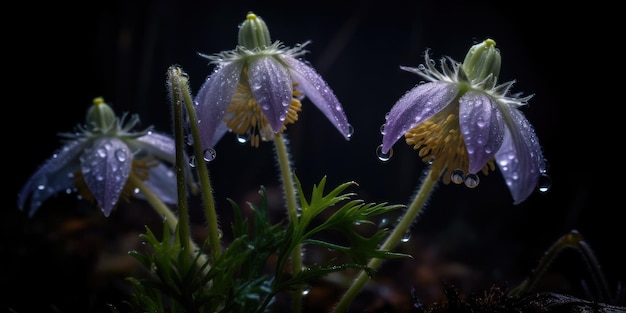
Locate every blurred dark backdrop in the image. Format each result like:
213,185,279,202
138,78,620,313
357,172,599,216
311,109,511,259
4,0,617,312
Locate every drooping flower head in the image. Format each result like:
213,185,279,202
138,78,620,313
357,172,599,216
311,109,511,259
18,97,195,217
194,12,351,148
380,39,547,204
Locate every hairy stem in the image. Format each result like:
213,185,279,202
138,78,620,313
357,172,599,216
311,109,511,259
273,133,303,313
332,167,438,313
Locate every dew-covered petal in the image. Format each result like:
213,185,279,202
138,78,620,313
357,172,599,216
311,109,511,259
282,55,351,139
133,131,197,190
80,138,132,216
133,132,176,161
494,106,545,204
247,56,292,133
136,162,178,205
458,91,504,174
195,61,243,149
382,81,459,153
18,139,87,217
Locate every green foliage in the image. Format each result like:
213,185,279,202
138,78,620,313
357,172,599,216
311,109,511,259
126,176,407,313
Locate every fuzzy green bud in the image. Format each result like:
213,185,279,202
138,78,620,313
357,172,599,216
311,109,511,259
86,97,116,132
462,39,501,82
238,13,272,50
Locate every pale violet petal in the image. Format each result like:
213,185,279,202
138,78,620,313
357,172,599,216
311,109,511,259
18,139,87,217
133,131,197,190
195,61,243,149
281,55,351,139
136,163,178,205
494,106,545,204
133,132,176,162
80,138,132,217
458,91,504,174
382,81,459,153
247,56,292,132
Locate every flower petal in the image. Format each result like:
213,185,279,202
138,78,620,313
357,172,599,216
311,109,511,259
195,61,243,149
494,106,545,204
80,138,132,216
382,81,459,153
458,91,504,174
133,132,176,163
137,162,178,205
18,139,87,216
132,131,198,190
282,55,351,139
247,56,292,133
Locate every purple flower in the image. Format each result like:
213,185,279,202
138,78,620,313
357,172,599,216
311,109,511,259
194,13,351,148
381,39,546,204
18,97,195,217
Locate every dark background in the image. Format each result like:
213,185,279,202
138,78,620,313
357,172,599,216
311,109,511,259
3,0,617,312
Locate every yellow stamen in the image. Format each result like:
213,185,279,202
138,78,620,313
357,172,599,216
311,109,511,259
404,108,495,184
73,157,158,209
224,68,302,147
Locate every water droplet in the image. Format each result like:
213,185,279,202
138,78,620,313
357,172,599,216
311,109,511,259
97,147,107,158
451,169,464,184
379,218,389,228
537,174,552,193
188,156,196,168
236,134,248,144
203,148,216,162
346,124,354,138
379,124,386,135
401,230,411,243
376,145,392,162
464,174,479,188
115,149,127,162
302,285,311,296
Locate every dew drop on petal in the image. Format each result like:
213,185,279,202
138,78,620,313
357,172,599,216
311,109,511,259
236,134,248,144
537,174,552,193
451,169,465,184
188,155,196,168
347,124,354,138
97,147,107,158
380,124,386,135
115,149,127,162
203,148,217,162
376,145,392,162
464,174,480,188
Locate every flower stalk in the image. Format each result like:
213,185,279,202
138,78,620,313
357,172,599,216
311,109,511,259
273,133,303,311
168,66,222,261
331,167,439,313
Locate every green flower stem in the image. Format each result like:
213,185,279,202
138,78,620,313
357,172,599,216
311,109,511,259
169,69,193,255
331,167,438,313
128,173,208,267
168,66,222,261
273,133,303,313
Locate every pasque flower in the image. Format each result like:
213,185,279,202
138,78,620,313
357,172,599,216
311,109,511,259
381,39,546,204
194,12,351,148
18,97,194,217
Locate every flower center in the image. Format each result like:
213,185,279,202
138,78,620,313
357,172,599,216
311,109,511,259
404,106,495,185
224,69,302,147
73,157,158,209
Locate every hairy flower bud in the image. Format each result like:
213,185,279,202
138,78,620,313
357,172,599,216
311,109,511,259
238,13,272,50
462,38,501,83
86,97,116,132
